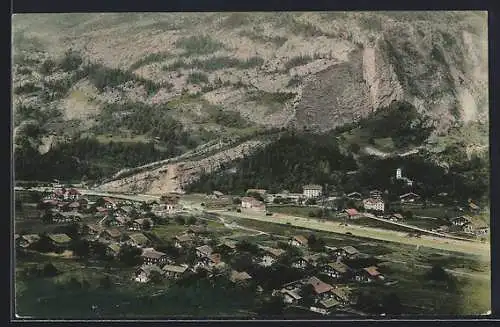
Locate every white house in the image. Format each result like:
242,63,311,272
241,197,266,211
362,198,385,212
303,184,323,198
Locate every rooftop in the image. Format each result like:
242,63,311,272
48,233,72,244
196,245,213,257
230,270,252,282
327,262,350,273
292,235,308,245
342,246,360,255
363,266,381,277
162,264,188,274
303,184,322,190
141,248,166,259
128,233,149,245
307,276,334,294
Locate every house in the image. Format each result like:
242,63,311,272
474,226,489,236
99,229,122,242
399,192,421,203
390,213,404,222
338,246,360,259
259,246,285,266
321,262,351,279
307,276,334,296
289,235,309,247
196,245,213,258
17,234,40,248
173,233,195,249
67,201,80,211
134,264,164,283
330,286,351,305
195,252,224,270
468,201,480,212
346,192,362,200
213,190,224,198
106,243,121,257
126,233,150,248
78,198,89,208
369,190,383,199
355,266,383,283
48,233,72,248
246,189,267,196
362,198,385,212
42,199,60,207
303,184,323,199
66,188,81,201
311,297,341,315
217,240,237,254
187,225,208,235
291,256,309,269
114,215,130,226
160,194,182,212
132,218,154,231
452,216,472,227
303,253,327,267
53,212,82,223
118,205,134,215
230,270,252,284
241,197,266,211
280,289,303,304
81,224,102,237
102,197,119,210
162,264,188,279
141,248,169,265
345,208,360,219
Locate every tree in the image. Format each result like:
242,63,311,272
381,293,403,315
186,216,197,225
70,239,90,259
426,265,449,282
349,143,361,154
142,219,152,230
41,211,54,224
118,245,143,266
299,284,316,307
42,263,59,277
99,276,113,289
305,198,317,205
149,270,164,284
233,197,242,205
256,295,285,316
235,240,260,255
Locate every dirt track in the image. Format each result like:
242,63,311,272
208,209,491,261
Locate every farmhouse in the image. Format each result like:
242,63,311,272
338,246,360,259
355,266,383,283
173,233,195,249
134,264,164,283
346,192,362,200
106,243,121,257
241,197,266,211
162,264,188,279
369,190,383,199
321,261,351,279
47,233,72,248
452,216,472,227
291,256,309,269
196,245,213,258
362,198,385,212
17,234,41,248
307,276,334,296
126,233,150,248
230,270,253,284
99,228,122,242
259,246,285,266
81,224,102,237
141,248,169,265
399,192,421,203
303,184,323,199
345,208,360,219
132,218,154,231
288,235,308,247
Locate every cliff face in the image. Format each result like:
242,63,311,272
12,12,488,190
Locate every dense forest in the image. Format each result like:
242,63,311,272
187,131,489,205
15,138,167,182
186,132,358,194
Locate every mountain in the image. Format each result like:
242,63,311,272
12,12,488,191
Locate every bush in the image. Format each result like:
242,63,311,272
284,55,313,71
176,35,224,55
129,52,171,70
187,71,209,85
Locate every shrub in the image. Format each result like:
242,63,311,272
176,35,224,55
284,55,313,71
187,71,209,85
130,52,171,70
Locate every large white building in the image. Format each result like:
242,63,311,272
362,198,385,212
303,184,323,198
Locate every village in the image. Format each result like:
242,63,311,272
14,167,490,317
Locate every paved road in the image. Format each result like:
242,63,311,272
205,209,490,260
